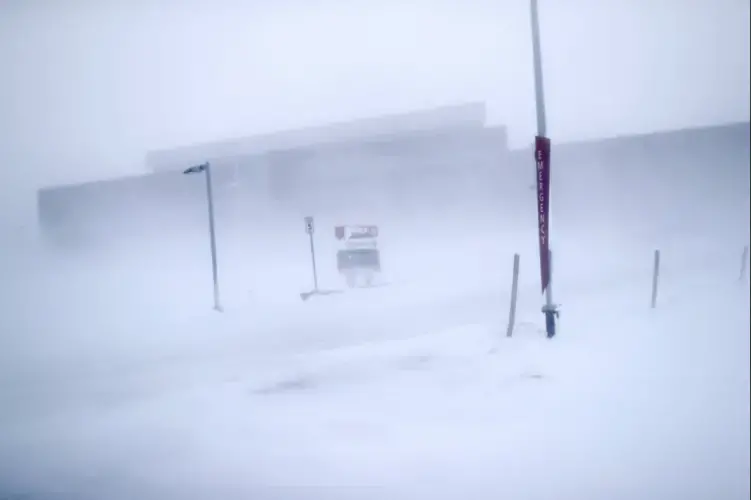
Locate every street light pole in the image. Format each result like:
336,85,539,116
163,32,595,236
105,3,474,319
183,161,223,312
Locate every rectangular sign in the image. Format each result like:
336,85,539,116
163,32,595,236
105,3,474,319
304,216,314,235
535,135,551,294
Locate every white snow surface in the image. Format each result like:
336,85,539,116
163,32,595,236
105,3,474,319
0,222,749,500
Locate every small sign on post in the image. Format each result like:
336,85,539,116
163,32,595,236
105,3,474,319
299,218,345,301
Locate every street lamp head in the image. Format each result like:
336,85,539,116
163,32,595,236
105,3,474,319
183,162,209,175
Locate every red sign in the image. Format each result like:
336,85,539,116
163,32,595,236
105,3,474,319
535,136,551,294
335,225,378,240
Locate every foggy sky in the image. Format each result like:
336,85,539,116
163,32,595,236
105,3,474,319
0,0,749,223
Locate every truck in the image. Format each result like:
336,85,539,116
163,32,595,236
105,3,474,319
334,224,381,288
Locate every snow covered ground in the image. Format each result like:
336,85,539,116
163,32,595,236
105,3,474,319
0,225,748,500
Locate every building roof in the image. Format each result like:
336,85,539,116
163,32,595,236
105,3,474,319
145,102,487,172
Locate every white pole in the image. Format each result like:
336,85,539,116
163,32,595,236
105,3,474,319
530,0,557,338
530,0,547,139
204,163,222,312
651,249,660,309
740,245,749,282
308,230,319,292
546,248,553,306
506,253,521,338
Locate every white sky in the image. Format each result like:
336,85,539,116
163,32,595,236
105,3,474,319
0,0,748,219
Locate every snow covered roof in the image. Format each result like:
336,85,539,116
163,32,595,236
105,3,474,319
145,102,487,172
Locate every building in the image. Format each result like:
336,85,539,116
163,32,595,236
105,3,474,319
37,98,749,256
506,121,750,234
37,102,511,253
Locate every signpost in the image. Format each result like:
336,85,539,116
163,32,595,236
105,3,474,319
299,217,344,301
305,216,319,293
530,0,558,338
183,162,222,312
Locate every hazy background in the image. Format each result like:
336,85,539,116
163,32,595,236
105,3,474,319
0,2,750,498
0,0,749,228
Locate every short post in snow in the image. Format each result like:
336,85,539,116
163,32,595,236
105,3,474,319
506,253,521,338
183,161,222,312
651,249,661,309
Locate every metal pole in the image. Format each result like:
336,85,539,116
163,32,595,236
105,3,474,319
531,0,557,337
651,249,660,309
309,232,319,292
740,245,749,282
506,253,521,338
545,248,554,306
531,0,547,139
204,162,222,312
544,249,557,338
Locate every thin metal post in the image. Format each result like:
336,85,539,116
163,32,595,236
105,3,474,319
545,248,553,307
543,249,557,338
740,245,749,282
506,253,521,338
309,231,319,292
651,249,660,309
204,163,222,312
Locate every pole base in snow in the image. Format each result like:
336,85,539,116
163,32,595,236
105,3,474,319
542,304,559,339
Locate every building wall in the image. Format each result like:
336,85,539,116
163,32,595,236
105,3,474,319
37,171,206,253
41,121,748,256
507,122,751,238
37,125,510,254
261,126,509,215
146,102,489,173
